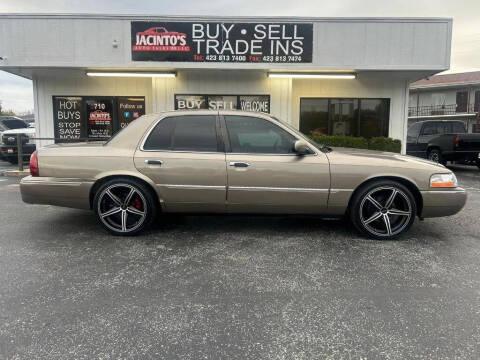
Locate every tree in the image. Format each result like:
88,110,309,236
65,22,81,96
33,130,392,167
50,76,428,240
0,101,17,116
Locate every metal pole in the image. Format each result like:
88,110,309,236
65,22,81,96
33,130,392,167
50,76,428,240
17,134,23,172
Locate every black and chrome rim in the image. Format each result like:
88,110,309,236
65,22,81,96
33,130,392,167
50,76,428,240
97,184,147,233
429,151,439,163
359,186,412,237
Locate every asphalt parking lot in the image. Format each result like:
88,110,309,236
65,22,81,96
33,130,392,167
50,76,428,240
0,162,479,359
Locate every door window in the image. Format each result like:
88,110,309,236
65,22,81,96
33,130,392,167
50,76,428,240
421,122,441,135
225,116,297,154
143,115,218,152
407,122,422,142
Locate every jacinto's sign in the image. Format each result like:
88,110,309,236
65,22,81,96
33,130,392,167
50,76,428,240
131,21,313,63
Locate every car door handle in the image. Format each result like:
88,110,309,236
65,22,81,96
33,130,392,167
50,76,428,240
229,162,250,168
145,159,163,165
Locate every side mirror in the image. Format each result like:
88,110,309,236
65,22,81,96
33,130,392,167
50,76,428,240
294,140,311,155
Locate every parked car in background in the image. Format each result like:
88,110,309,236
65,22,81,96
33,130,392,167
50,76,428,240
20,110,466,240
406,120,480,168
0,116,36,163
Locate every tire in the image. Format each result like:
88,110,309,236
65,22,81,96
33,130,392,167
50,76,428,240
476,159,480,170
428,148,445,165
93,178,157,236
350,180,417,240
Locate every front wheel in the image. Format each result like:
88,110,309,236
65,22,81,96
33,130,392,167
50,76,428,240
94,178,157,236
350,180,417,240
428,149,445,165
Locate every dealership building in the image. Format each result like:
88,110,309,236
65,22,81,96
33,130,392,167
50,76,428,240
0,14,452,152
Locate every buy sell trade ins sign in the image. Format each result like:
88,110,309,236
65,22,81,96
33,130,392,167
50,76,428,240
131,21,313,63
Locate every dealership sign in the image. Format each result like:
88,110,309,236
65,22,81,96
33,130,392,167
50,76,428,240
175,94,270,113
131,21,313,63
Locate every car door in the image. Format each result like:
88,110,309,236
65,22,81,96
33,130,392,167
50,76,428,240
222,113,330,214
417,122,441,155
406,122,422,156
134,113,227,212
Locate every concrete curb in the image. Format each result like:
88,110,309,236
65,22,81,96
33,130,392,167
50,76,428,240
3,170,30,177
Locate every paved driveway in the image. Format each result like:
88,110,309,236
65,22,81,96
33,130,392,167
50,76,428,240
0,166,479,359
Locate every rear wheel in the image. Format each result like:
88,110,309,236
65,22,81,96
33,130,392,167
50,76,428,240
93,178,157,236
350,180,417,240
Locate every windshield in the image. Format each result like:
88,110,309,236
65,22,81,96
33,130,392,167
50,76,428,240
2,119,28,130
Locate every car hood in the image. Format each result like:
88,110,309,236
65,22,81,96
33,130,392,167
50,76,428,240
327,147,446,169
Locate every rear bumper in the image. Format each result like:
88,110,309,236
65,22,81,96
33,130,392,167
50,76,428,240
420,188,467,218
20,176,93,210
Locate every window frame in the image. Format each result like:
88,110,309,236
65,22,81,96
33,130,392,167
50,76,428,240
140,114,224,153
219,114,316,156
299,97,391,138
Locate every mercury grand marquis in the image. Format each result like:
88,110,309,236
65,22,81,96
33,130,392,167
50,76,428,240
20,110,466,239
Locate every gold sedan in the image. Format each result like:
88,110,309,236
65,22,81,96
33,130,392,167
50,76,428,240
20,110,466,239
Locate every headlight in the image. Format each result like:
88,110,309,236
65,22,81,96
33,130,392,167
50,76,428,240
430,173,458,188
26,133,35,144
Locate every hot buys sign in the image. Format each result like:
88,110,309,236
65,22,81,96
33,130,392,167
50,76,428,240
131,21,313,63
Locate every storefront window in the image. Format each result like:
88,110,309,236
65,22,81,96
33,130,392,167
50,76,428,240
52,96,145,143
299,98,328,136
330,99,358,136
359,99,389,138
300,98,390,138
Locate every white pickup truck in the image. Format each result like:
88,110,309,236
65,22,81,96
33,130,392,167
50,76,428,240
0,116,36,163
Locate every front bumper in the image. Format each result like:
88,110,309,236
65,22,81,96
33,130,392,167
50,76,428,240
20,176,93,210
420,188,467,218
0,144,36,158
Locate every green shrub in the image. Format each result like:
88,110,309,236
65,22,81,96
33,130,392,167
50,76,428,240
368,137,402,153
310,135,369,149
309,133,401,153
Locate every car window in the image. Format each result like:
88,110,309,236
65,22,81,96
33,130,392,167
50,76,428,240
452,122,466,133
421,122,441,135
143,115,218,152
2,119,28,129
407,122,422,142
225,115,297,154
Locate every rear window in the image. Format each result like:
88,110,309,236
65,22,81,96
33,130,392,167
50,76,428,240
1,119,28,130
452,122,466,133
143,115,218,152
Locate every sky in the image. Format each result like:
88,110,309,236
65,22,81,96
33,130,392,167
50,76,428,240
1,0,480,113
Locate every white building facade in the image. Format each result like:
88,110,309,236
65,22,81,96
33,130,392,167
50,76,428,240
0,14,453,153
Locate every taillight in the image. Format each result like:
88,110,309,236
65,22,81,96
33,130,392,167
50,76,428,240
30,151,39,177
454,135,460,148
